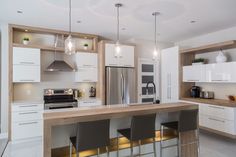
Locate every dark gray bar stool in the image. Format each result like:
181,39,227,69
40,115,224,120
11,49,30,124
160,109,199,157
69,119,110,157
117,114,157,157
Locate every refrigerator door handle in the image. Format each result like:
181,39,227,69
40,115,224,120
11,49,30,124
122,73,125,104
120,74,124,103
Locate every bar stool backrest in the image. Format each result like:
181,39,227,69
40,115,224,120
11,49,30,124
131,114,156,141
179,109,198,132
76,119,110,152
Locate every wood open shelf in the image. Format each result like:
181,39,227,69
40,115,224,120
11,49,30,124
13,43,97,53
180,40,236,54
52,130,177,157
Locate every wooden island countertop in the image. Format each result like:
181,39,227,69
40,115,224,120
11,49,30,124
43,102,198,157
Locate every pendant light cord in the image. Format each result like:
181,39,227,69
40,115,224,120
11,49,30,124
117,5,120,43
69,0,72,34
154,13,157,49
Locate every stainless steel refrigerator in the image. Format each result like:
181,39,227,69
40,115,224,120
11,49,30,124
106,67,136,105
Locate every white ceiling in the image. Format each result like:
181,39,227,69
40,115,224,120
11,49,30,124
0,0,236,42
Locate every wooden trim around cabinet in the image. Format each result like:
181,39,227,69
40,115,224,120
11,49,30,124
180,40,236,54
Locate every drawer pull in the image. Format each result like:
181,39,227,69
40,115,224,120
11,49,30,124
19,105,38,108
20,62,35,65
19,79,35,82
208,117,225,123
19,111,38,115
208,106,225,110
19,122,38,126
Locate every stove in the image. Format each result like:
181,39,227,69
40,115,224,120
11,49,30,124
44,89,78,110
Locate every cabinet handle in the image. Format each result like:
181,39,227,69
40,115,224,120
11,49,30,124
20,79,35,82
83,64,93,67
208,106,225,110
187,80,199,82
20,62,35,65
18,122,38,126
19,111,38,115
212,80,229,82
208,117,225,123
19,105,38,108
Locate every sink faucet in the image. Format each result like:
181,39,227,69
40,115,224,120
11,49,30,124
146,81,160,104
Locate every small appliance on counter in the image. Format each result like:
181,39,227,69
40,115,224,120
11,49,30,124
190,86,201,98
89,86,96,97
44,88,78,110
200,91,214,99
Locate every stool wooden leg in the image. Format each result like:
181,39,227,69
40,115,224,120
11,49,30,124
69,141,72,157
117,132,119,157
153,138,157,157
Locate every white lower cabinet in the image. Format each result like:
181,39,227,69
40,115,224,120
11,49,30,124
12,103,43,141
199,103,236,135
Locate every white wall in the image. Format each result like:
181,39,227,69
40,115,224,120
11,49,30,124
0,23,9,133
176,25,236,100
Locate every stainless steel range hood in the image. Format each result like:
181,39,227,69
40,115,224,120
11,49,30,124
46,60,75,72
45,35,75,72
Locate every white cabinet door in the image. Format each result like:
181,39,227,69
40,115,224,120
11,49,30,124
161,46,179,103
75,68,98,82
78,99,102,107
105,43,119,66
119,45,135,67
75,52,97,68
13,47,40,65
13,65,40,82
183,65,205,82
206,63,231,82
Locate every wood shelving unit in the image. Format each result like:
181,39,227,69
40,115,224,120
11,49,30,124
180,40,236,54
12,43,97,53
179,40,236,100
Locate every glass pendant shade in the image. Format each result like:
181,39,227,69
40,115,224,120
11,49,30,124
115,41,121,57
153,47,159,60
65,35,76,55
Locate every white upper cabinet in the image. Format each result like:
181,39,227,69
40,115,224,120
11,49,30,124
183,65,206,82
119,45,135,67
75,52,97,68
75,52,98,82
206,62,232,82
105,43,134,67
13,47,40,65
13,47,41,83
183,62,236,83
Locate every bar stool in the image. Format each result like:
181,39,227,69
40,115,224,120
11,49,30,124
160,109,199,157
69,119,110,157
116,114,157,157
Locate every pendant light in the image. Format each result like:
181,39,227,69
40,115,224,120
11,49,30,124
65,0,76,55
115,3,122,57
152,12,160,60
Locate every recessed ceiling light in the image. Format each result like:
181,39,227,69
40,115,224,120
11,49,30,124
77,20,82,24
17,10,23,14
121,28,126,31
25,30,28,32
190,20,196,23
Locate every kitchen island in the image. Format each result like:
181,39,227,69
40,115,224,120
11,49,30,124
43,102,198,157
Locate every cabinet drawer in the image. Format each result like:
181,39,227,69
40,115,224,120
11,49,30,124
78,100,102,107
13,65,41,82
12,103,43,112
13,47,40,65
12,120,42,140
200,114,235,134
12,111,42,122
200,104,235,121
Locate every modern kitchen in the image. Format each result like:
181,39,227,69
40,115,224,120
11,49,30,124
1,0,236,157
